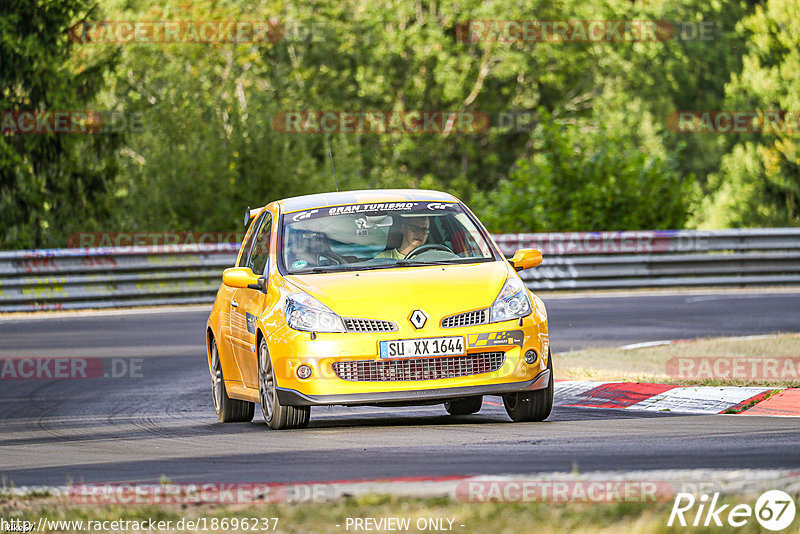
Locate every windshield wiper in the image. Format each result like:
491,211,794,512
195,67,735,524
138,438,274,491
395,257,493,267
394,260,451,267
299,264,397,274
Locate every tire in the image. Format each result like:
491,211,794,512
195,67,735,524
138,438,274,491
258,337,310,430
444,396,483,415
503,350,554,422
211,337,255,423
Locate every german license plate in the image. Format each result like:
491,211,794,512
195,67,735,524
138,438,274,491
379,336,465,359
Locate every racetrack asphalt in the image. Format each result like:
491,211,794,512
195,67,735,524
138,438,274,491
1,290,799,486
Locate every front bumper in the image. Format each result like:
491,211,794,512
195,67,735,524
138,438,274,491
267,313,549,400
277,368,550,406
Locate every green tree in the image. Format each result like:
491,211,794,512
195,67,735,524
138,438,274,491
596,0,749,194
475,111,694,232
0,0,120,249
1,0,761,247
704,0,800,227
104,0,707,233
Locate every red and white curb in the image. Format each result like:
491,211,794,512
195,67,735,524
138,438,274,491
555,381,800,415
741,388,800,416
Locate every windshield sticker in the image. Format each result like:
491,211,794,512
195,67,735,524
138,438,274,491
285,202,458,223
328,202,416,216
292,260,308,269
291,209,319,222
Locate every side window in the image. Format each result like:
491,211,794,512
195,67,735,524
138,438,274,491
248,214,273,276
238,212,266,268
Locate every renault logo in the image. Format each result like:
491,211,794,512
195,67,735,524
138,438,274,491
409,309,428,329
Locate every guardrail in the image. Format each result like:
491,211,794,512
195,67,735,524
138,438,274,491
493,228,800,290
0,245,238,312
1,228,798,312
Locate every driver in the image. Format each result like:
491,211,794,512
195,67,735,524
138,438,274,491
374,216,429,260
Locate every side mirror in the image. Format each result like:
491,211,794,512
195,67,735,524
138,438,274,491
509,249,543,272
222,267,261,289
250,276,268,293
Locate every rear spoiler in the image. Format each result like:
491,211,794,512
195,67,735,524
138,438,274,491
243,205,265,227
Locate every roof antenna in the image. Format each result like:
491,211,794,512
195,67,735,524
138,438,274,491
328,146,339,192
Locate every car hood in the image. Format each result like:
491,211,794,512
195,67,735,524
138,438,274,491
284,260,512,321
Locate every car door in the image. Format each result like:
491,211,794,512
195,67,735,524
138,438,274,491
226,210,265,383
217,211,265,379
230,211,273,388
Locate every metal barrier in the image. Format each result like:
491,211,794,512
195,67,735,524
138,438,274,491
0,245,238,312
493,228,800,290
1,228,798,312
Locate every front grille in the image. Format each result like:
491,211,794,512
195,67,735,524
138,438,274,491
343,318,398,333
332,352,505,382
441,309,488,328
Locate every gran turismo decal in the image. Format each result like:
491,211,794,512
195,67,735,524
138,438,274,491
287,202,437,222
468,330,524,348
328,203,416,216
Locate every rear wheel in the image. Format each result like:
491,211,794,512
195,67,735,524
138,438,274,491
258,337,310,430
503,350,554,422
211,337,255,423
444,396,483,415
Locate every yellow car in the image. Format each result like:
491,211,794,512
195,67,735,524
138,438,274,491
205,189,551,429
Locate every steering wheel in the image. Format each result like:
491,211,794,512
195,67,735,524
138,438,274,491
404,244,454,259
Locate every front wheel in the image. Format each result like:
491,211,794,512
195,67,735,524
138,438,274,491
258,338,310,430
503,350,554,422
211,337,255,423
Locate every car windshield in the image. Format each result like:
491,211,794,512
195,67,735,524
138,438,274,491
280,201,497,274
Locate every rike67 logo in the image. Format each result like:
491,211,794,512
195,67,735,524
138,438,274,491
668,490,796,531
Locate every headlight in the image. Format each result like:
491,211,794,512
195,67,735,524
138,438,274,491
489,277,532,323
284,292,346,333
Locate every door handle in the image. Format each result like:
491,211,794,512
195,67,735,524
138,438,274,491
231,300,239,308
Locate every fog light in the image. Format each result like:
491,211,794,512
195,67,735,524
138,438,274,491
296,364,312,379
524,350,538,364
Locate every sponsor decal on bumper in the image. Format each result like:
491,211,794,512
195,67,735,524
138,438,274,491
468,329,523,349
